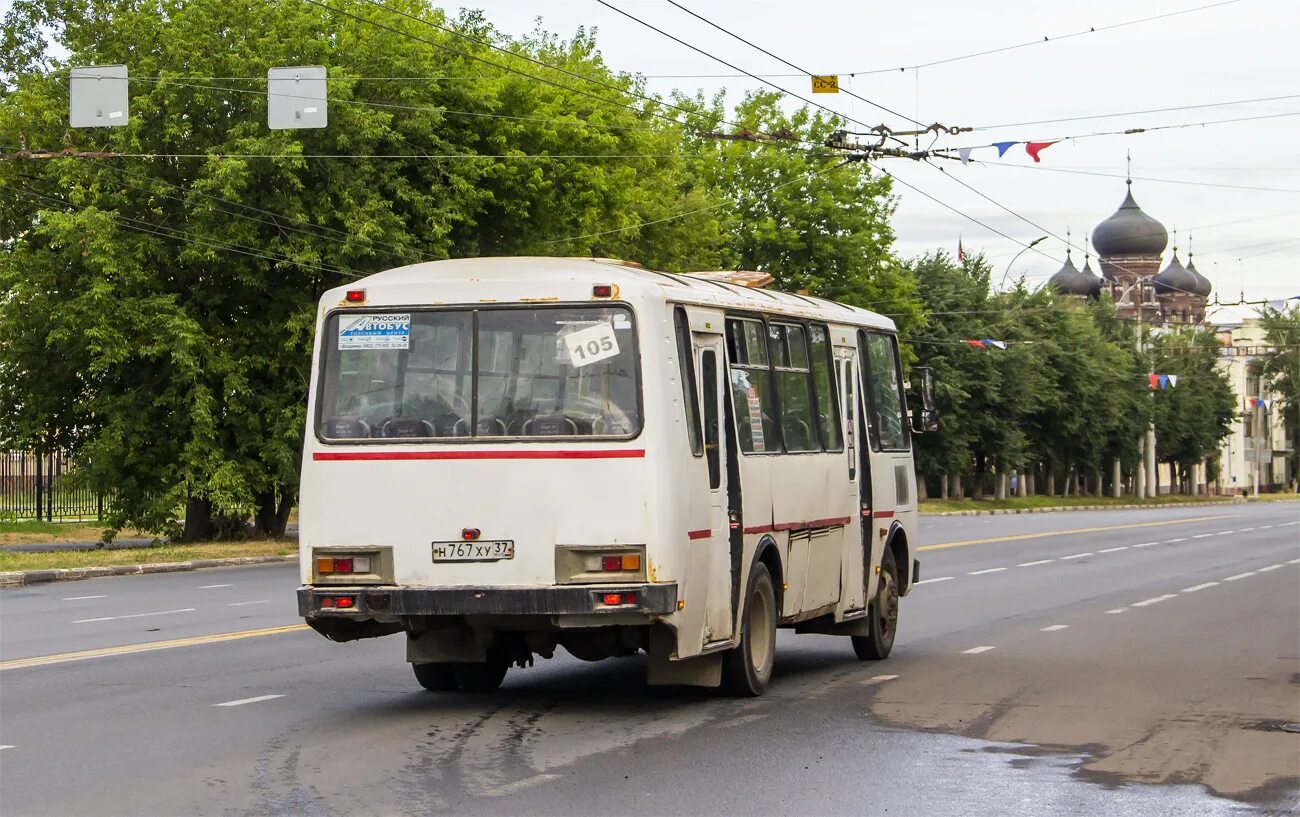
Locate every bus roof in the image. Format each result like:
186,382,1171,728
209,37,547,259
337,256,898,332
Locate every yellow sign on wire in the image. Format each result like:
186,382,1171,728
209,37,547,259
810,75,839,94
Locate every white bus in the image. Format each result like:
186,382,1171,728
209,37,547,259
298,257,935,696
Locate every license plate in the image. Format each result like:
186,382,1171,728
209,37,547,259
432,540,514,562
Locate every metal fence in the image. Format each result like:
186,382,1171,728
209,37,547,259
0,450,106,522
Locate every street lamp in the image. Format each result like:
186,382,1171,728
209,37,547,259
1000,236,1049,290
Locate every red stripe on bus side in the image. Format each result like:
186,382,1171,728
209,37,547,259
313,449,646,461
873,510,895,519
687,529,712,540
743,516,851,535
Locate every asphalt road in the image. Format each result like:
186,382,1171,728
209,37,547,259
1,502,1297,816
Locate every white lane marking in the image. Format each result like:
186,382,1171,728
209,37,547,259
1257,564,1284,573
1192,534,1214,539
1040,624,1070,632
1132,594,1178,607
1017,559,1054,567
1133,542,1158,548
916,576,955,585
1288,558,1300,565
1098,546,1129,553
865,674,899,683
1060,552,1093,560
1258,525,1273,530
1238,527,1256,532
963,646,996,654
968,567,1007,575
1181,582,1220,593
1215,530,1235,535
1281,521,1299,526
1224,572,1256,581
1166,538,1188,543
73,608,196,624
1106,608,1128,614
227,600,270,607
62,595,106,601
0,745,13,751
198,584,233,589
212,694,284,708
482,773,563,798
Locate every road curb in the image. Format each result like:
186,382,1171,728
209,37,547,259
0,555,298,587
921,499,1246,517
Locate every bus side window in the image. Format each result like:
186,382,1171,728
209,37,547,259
808,324,842,451
674,308,703,457
701,350,721,489
863,332,909,451
726,318,780,454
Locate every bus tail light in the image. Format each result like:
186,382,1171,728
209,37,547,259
557,546,647,583
601,592,637,607
593,554,641,572
313,551,382,580
320,595,356,610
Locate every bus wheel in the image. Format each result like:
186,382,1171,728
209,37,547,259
721,562,777,697
853,548,898,660
412,662,458,691
453,659,509,693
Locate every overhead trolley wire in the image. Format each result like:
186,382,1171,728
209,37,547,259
660,0,921,126
973,93,1300,131
592,0,921,131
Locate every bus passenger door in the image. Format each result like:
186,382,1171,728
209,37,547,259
697,337,736,643
838,354,868,614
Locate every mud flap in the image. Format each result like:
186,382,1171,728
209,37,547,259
646,623,723,687
406,625,491,664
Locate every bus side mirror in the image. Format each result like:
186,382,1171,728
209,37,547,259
910,366,939,433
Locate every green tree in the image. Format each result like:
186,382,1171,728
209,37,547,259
1150,328,1236,490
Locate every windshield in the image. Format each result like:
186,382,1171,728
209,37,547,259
317,306,640,441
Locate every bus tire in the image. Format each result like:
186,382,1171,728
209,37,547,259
853,546,898,660
721,562,777,697
412,662,458,691
453,659,509,693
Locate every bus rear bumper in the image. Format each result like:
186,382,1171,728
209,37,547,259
298,583,678,619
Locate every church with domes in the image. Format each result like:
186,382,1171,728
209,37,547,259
1047,179,1211,325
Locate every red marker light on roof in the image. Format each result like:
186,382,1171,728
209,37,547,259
592,284,613,298
345,289,366,303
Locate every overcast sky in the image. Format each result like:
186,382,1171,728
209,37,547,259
463,0,1299,303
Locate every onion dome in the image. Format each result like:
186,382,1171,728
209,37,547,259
1153,252,1197,296
1092,183,1168,257
1185,255,1212,297
1078,257,1103,298
1046,253,1095,296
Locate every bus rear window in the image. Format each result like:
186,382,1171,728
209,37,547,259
317,306,640,441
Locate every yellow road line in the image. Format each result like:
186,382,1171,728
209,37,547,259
0,624,311,671
918,514,1233,552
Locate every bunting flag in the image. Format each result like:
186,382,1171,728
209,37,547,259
963,339,1006,349
1148,373,1160,389
981,339,1007,349
1168,374,1178,388
965,339,985,348
1158,374,1169,390
992,141,1019,157
1024,140,1059,162
1252,397,1273,410
958,146,975,165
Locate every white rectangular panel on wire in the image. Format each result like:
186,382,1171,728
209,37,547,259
69,65,129,128
267,66,328,130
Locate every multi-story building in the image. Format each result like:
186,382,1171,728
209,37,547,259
1210,306,1293,494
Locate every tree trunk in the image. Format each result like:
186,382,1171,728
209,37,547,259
254,486,296,539
940,474,950,500
183,496,214,542
1026,471,1036,496
917,477,929,501
995,471,1007,500
1045,465,1056,497
949,473,963,500
1112,458,1122,498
